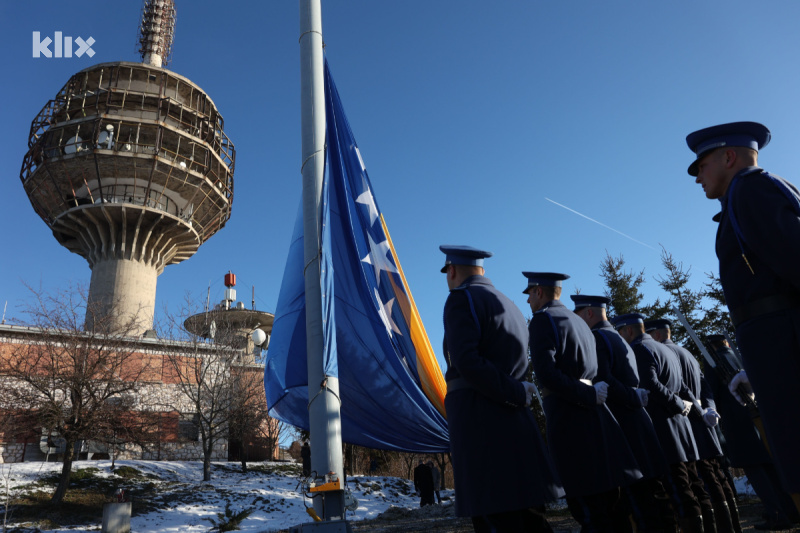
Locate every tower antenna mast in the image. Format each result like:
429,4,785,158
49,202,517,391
138,0,176,67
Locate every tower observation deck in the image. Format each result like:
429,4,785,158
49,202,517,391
19,1,235,335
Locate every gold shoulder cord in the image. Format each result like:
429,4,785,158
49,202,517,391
742,253,755,275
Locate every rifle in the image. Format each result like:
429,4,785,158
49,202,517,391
722,331,746,370
671,308,756,411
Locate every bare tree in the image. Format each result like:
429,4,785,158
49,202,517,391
400,452,418,481
91,399,162,469
162,339,234,482
433,452,449,490
158,301,247,482
157,294,291,480
287,439,303,462
228,365,289,471
2,462,14,532
260,410,290,462
0,284,154,504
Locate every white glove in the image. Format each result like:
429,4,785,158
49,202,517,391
635,388,649,407
702,408,721,428
593,381,609,404
522,381,538,407
729,371,755,405
681,400,693,416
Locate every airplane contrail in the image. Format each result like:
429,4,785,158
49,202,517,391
544,197,656,250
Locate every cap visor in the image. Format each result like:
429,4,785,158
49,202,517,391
688,159,699,176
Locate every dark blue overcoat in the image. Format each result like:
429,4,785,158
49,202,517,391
663,339,722,460
705,349,772,468
443,275,563,517
630,333,698,465
593,321,668,480
530,300,641,497
717,166,800,492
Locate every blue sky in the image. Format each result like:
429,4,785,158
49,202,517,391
2,1,800,374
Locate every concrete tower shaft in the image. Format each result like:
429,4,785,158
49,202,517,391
21,61,235,335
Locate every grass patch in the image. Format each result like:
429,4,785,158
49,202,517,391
213,463,244,474
113,465,146,479
255,463,301,476
206,502,255,532
72,466,101,480
212,462,302,477
40,466,102,486
7,485,115,529
6,466,158,529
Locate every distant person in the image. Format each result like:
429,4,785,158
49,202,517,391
646,318,741,532
440,245,562,533
427,460,442,504
525,273,641,533
369,456,378,475
300,441,311,477
686,121,800,494
571,295,672,532
614,313,703,533
413,460,435,507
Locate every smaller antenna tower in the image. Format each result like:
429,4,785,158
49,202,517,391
138,0,176,67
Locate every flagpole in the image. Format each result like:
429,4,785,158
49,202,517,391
299,0,347,523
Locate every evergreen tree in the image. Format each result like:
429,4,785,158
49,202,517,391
599,252,662,318
701,272,736,341
598,249,739,376
654,247,706,358
655,248,737,365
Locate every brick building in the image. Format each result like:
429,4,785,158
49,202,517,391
0,322,278,464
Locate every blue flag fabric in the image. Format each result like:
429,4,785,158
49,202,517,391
265,59,449,452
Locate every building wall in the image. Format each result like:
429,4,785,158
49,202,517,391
0,443,25,463
0,325,276,464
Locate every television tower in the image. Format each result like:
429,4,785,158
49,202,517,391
20,0,235,335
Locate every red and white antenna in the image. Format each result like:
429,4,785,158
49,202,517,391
223,271,237,309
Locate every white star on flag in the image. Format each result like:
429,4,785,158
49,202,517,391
353,145,366,171
362,232,398,286
356,180,379,226
374,288,401,337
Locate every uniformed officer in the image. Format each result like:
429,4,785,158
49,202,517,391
646,319,740,533
525,274,641,533
687,121,800,495
706,334,800,531
613,313,703,533
572,295,672,532
440,246,563,532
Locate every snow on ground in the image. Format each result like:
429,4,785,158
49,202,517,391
0,459,454,532
0,460,756,533
733,474,757,498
